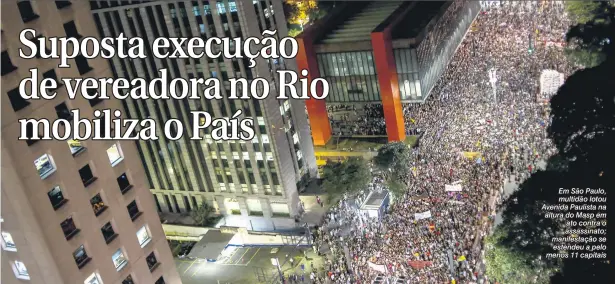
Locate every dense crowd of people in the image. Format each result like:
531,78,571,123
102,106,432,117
310,1,574,283
327,104,387,136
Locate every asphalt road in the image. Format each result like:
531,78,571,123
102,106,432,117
176,246,321,284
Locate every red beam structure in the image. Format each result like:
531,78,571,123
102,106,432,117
296,37,332,146
371,31,406,142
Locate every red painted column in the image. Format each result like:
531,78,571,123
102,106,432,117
296,37,332,146
371,31,406,142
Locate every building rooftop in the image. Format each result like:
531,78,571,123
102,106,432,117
319,1,403,44
391,1,447,39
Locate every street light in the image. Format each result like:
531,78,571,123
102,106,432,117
271,258,284,283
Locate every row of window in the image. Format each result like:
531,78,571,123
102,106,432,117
34,143,124,182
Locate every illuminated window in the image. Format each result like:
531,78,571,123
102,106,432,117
136,225,151,247
112,248,128,271
84,272,102,284
1,232,16,251
67,139,85,155
35,154,56,179
106,144,124,166
13,261,29,280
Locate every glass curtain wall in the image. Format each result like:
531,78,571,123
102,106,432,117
316,51,381,103
394,48,422,101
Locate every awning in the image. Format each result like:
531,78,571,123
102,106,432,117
187,230,235,260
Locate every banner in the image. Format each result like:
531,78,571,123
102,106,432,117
462,152,481,159
414,211,432,220
407,261,433,269
445,184,463,192
448,200,465,205
367,261,387,273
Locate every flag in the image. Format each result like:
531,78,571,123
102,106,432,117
457,255,466,261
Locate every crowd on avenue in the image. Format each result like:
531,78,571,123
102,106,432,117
307,1,574,283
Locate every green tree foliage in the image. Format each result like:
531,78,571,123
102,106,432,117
190,203,215,226
321,157,371,202
564,2,614,67
565,1,603,24
373,142,412,198
485,226,556,284
288,28,302,37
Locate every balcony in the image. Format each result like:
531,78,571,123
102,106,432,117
127,201,142,221
90,194,108,216
48,186,68,210
73,245,91,269
146,252,160,272
61,217,80,240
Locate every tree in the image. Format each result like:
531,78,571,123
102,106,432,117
321,157,371,203
288,28,302,37
548,57,615,170
190,203,214,226
373,142,412,198
565,2,603,24
285,0,318,30
564,2,615,67
484,226,556,284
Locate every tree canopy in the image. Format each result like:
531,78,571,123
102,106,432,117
190,203,215,226
564,2,615,67
321,157,372,202
373,142,412,198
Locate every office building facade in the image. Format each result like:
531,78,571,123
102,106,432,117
297,0,480,145
90,0,317,231
1,1,180,283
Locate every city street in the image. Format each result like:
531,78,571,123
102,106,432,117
176,246,323,284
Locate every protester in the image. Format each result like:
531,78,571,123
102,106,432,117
311,2,572,283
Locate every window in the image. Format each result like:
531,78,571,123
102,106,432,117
155,277,165,284
56,1,72,9
84,272,102,284
61,216,80,240
112,248,128,271
146,252,159,271
1,232,16,251
127,200,141,221
55,102,72,119
74,245,91,269
35,154,56,179
7,87,30,111
136,225,151,247
122,275,135,284
63,20,81,39
90,193,107,216
17,1,39,22
68,139,85,156
48,185,68,210
117,173,133,194
1,51,18,75
101,222,117,244
88,89,103,106
12,261,29,280
24,121,40,146
79,164,97,187
107,144,124,166
75,55,92,75
42,69,61,89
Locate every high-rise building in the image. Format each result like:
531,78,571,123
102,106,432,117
297,0,480,145
89,0,317,231
1,1,180,283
